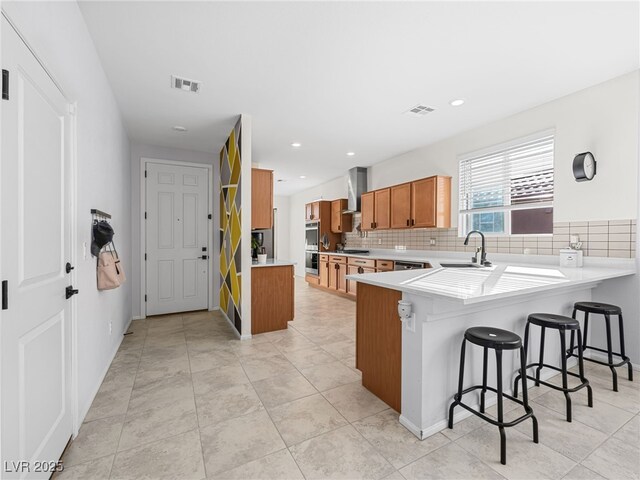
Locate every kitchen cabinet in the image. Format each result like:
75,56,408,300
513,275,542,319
331,199,352,233
346,265,359,297
251,265,294,334
412,176,451,228
390,183,412,229
305,201,321,221
374,188,391,229
319,257,329,288
376,260,394,272
251,168,273,229
361,188,390,231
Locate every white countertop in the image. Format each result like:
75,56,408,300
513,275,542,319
251,259,296,268
346,258,636,305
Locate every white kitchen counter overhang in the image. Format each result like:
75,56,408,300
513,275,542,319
347,259,636,440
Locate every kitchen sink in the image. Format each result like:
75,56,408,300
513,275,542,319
439,263,483,268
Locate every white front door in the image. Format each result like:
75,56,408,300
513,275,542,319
146,162,209,315
1,16,73,478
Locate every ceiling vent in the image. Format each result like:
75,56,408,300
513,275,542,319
405,104,435,117
171,75,201,93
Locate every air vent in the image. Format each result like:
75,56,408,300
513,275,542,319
171,75,201,93
405,104,435,117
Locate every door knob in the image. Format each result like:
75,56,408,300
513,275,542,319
201,255,208,260
65,262,75,274
65,286,79,299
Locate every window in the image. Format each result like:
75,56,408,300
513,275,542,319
458,131,554,236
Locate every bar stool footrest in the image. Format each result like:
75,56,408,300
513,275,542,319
566,345,632,369
453,385,534,429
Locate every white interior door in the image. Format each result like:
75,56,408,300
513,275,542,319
146,162,209,315
1,16,73,478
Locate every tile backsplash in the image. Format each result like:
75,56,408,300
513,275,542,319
344,217,636,259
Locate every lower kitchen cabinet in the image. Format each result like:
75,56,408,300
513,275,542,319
356,282,402,411
251,265,294,334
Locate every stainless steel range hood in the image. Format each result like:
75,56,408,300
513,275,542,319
344,167,368,213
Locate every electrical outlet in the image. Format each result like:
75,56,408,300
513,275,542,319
430,238,436,245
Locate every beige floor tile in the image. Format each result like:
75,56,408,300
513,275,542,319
290,424,395,479
195,382,263,427
231,340,281,358
83,384,132,422
613,414,639,443
511,402,608,461
381,471,406,480
441,411,488,441
62,416,124,467
547,374,640,414
54,455,114,480
582,436,640,480
323,381,390,422
240,352,297,382
127,372,195,417
118,404,198,452
253,371,318,408
283,346,337,370
321,340,356,360
110,429,205,480
354,410,450,469
270,393,348,446
400,442,503,479
301,361,361,391
561,464,606,480
192,364,250,394
270,333,317,354
456,423,576,479
200,409,285,475
187,348,239,373
213,448,304,480
534,389,634,435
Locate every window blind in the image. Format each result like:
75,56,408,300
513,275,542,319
459,132,555,215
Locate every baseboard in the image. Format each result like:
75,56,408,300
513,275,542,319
131,315,145,321
400,364,571,440
585,350,640,371
209,306,220,312
218,308,243,340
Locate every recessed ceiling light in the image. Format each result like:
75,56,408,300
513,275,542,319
173,125,187,132
449,99,465,107
291,142,302,148
299,175,306,179
346,152,355,157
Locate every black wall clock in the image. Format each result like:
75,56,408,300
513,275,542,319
573,152,596,182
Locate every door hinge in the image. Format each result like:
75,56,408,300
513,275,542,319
2,280,8,310
144,294,147,302
144,212,147,219
144,253,147,261
144,170,147,178
2,70,9,100
208,214,212,220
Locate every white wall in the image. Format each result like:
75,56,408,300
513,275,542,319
1,2,132,424
274,195,290,261
130,142,216,318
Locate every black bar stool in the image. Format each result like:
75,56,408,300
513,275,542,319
448,326,538,465
568,301,633,392
514,313,592,422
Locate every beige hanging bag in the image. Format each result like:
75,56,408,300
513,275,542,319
97,250,120,290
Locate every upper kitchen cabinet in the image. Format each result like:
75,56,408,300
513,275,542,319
331,199,353,233
390,183,412,229
361,188,390,230
305,201,321,221
412,176,451,228
252,168,273,229
374,188,391,230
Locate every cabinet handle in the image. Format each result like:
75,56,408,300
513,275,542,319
406,219,410,226
411,219,415,226
370,222,374,228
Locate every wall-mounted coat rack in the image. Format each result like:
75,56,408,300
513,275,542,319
90,209,111,219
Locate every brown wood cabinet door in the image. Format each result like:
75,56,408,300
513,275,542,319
331,200,342,233
319,261,329,288
374,188,391,229
412,177,436,228
337,263,347,293
251,168,273,229
390,183,411,229
346,265,359,297
328,262,339,290
311,202,320,221
360,192,375,231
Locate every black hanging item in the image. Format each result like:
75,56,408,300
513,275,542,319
91,220,114,257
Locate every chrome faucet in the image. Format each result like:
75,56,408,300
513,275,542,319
464,230,491,266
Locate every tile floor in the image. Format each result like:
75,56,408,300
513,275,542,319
57,278,640,479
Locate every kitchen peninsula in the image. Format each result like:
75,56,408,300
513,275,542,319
251,260,296,334
347,256,636,440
